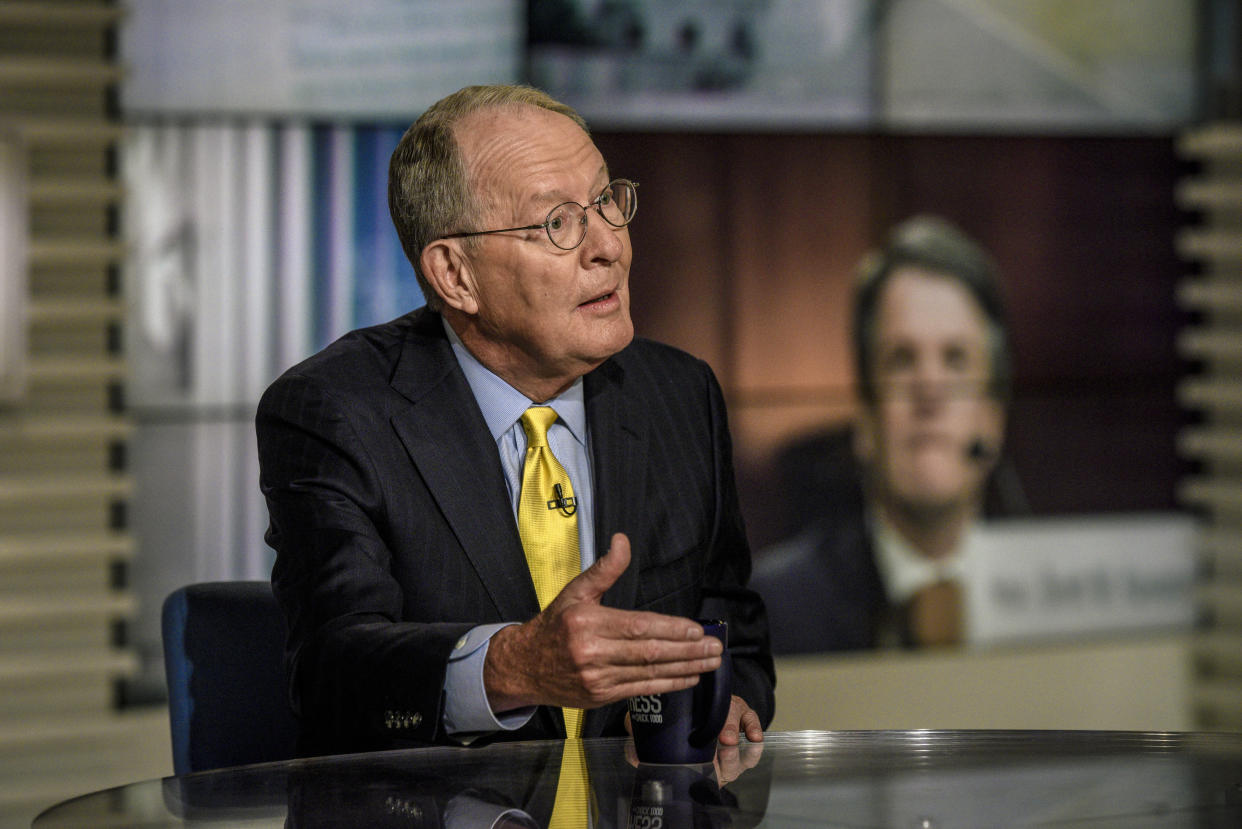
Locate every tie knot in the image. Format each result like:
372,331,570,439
520,406,558,448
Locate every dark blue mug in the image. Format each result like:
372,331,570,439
627,620,732,764
628,762,733,829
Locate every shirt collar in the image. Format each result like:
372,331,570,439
443,318,587,446
872,510,980,605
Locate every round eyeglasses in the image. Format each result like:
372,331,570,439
440,178,638,251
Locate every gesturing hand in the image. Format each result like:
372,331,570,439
484,533,724,713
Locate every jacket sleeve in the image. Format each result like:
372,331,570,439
697,366,777,727
257,370,471,754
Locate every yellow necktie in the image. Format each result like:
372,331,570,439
549,737,592,829
517,406,583,738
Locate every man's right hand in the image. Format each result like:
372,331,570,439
483,532,722,713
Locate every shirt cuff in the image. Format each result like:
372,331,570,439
444,792,539,829
443,622,536,737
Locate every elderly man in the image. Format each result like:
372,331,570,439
257,84,774,756
753,215,1019,652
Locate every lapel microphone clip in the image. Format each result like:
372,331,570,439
547,483,577,516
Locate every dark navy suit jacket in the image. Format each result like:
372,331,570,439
750,426,1025,655
749,472,887,654
256,307,774,755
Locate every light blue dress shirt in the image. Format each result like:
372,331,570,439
441,320,597,736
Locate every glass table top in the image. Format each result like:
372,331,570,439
33,730,1242,828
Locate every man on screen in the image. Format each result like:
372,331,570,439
256,84,774,755
753,216,1019,652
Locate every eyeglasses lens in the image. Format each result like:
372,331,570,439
546,203,586,249
600,180,636,227
545,180,637,250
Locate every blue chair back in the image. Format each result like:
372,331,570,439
161,581,298,774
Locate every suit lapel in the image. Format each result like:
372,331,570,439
582,355,648,739
584,356,647,611
388,312,540,622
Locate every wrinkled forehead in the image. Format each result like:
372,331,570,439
453,104,606,211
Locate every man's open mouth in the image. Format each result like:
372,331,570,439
579,292,613,306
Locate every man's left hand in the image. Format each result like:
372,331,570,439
718,695,763,746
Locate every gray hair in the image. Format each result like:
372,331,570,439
388,84,589,311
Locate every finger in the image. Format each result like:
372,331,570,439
713,743,740,783
716,742,763,784
741,706,764,742
717,696,745,746
592,605,709,645
563,650,722,708
738,740,765,769
717,696,763,746
592,673,701,704
582,654,722,697
555,532,630,606
587,626,722,667
623,739,639,768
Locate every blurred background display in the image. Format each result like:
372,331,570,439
11,1,1242,826
112,0,1202,699
528,0,1193,131
120,0,522,117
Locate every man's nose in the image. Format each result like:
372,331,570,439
579,210,624,264
909,365,951,405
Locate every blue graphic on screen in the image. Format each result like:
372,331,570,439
312,126,341,349
354,126,423,329
313,125,423,350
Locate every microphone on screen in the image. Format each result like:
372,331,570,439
966,437,994,463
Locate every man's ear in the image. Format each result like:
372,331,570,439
979,397,1007,469
420,240,479,315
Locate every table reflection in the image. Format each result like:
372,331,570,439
34,731,1242,828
